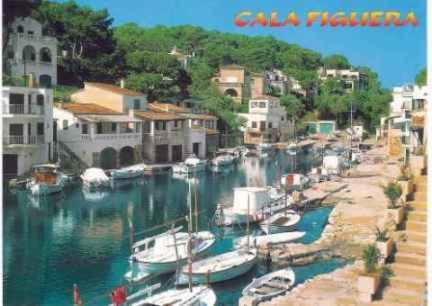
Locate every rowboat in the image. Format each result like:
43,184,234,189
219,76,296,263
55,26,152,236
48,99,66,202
27,164,67,196
242,267,295,302
131,285,216,306
176,248,257,285
110,165,144,179
260,210,301,234
130,229,215,274
234,231,305,248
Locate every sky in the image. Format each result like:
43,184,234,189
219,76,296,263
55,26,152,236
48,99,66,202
75,0,426,89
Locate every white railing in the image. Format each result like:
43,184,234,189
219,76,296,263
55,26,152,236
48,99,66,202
13,33,57,43
3,135,44,145
81,133,140,141
3,104,44,115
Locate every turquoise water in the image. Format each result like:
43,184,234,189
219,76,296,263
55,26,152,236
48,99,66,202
3,152,344,306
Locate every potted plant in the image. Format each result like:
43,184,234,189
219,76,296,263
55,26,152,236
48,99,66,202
382,182,404,225
358,245,381,302
397,165,413,200
375,227,393,263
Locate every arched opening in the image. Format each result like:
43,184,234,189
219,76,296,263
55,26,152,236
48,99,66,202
39,75,52,88
17,25,24,33
22,45,36,62
100,147,117,169
39,47,52,63
224,88,238,97
119,146,135,167
36,94,44,106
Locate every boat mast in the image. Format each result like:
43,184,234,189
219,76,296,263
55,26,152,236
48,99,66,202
187,172,193,291
246,193,250,252
194,170,199,233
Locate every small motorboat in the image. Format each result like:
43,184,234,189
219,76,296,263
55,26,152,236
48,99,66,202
110,165,144,179
211,154,235,167
130,228,215,274
81,168,110,190
242,267,296,302
131,285,216,306
27,164,68,196
260,210,301,234
234,231,305,248
176,248,257,285
172,155,207,174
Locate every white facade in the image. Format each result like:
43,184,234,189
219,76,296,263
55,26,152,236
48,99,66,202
239,96,292,144
5,17,57,87
53,107,142,168
2,86,54,177
184,118,207,159
318,67,367,92
390,85,427,115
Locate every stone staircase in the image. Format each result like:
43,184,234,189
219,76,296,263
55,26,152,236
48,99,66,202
379,175,428,306
57,141,89,172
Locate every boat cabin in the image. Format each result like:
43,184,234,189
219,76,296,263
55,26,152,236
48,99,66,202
232,187,270,215
31,164,59,184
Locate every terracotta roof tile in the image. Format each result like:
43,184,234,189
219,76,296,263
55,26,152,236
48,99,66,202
85,82,144,97
149,102,188,113
60,103,121,115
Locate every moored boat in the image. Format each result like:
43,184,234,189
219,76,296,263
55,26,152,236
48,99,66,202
211,154,235,167
234,231,305,248
242,267,295,302
176,248,257,285
110,165,144,179
27,164,67,196
81,168,110,190
260,210,301,234
172,155,207,174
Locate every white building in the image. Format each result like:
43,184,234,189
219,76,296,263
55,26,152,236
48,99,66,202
239,96,293,145
318,67,367,92
54,103,142,169
5,17,57,87
2,86,54,177
390,85,427,115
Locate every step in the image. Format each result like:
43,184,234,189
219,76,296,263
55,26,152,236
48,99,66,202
397,241,427,256
395,252,426,266
392,263,427,279
383,287,425,306
406,220,427,232
405,231,427,243
407,210,427,222
389,275,426,293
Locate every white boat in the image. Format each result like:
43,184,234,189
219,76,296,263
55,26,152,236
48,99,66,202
286,143,297,155
211,154,235,167
242,267,296,302
257,143,272,151
81,168,110,190
27,164,67,196
172,155,207,174
131,286,216,306
280,173,310,191
176,248,257,285
110,165,144,179
130,229,215,274
260,210,301,234
234,231,305,248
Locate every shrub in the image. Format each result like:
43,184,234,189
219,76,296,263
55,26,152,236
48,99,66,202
375,227,389,242
382,182,402,209
362,244,380,274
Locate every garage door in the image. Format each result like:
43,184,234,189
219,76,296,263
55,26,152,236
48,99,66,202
3,154,18,178
155,145,169,163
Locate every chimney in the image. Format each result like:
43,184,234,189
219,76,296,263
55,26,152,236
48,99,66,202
120,79,125,89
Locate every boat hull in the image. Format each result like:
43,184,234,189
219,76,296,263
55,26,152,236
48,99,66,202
30,183,63,196
176,254,257,285
172,163,206,174
111,170,143,180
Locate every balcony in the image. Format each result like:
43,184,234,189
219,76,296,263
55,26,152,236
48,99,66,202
81,133,140,141
3,104,44,115
3,135,44,146
11,33,57,44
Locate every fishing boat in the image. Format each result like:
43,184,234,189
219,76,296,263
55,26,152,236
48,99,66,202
211,154,235,167
242,267,296,302
176,248,257,285
234,231,305,248
81,168,110,190
27,164,67,196
131,285,216,306
286,142,297,156
110,165,144,180
172,155,207,174
260,210,301,234
130,228,215,274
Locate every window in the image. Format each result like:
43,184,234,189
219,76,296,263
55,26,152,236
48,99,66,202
156,121,166,131
36,94,44,105
97,122,102,134
63,120,68,130
251,102,258,108
259,102,266,108
39,47,52,63
75,122,79,128
28,123,32,136
111,123,117,132
281,116,285,121
37,123,44,135
82,123,88,134
268,122,273,129
143,121,151,133
133,99,141,110
252,121,257,128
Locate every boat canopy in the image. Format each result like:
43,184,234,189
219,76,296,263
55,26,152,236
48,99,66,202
132,226,183,250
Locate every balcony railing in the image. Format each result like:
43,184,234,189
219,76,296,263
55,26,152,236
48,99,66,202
81,133,140,141
3,135,44,145
12,33,57,43
3,104,44,115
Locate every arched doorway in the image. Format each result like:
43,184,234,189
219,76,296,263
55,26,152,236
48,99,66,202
119,146,135,167
39,47,52,63
22,45,36,62
39,75,52,88
224,88,238,97
100,147,117,169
